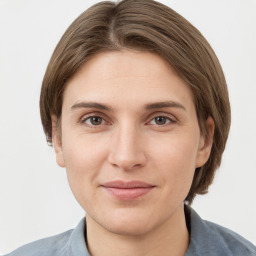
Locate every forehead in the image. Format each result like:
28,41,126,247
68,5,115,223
62,50,195,112
68,50,181,84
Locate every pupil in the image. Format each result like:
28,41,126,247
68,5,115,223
155,116,166,125
91,117,102,125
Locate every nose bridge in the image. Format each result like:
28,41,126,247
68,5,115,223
108,121,146,170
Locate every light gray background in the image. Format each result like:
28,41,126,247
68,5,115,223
0,0,255,253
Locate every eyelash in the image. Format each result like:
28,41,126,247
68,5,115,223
80,115,108,127
147,116,175,126
80,113,176,128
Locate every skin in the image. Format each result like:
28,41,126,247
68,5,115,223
52,50,214,256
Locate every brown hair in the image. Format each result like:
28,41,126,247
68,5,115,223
40,0,231,204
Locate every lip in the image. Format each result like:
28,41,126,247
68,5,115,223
101,180,156,200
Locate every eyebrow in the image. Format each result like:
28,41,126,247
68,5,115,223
71,102,113,111
145,101,186,111
71,100,186,111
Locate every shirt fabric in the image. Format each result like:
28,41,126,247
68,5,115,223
5,207,256,256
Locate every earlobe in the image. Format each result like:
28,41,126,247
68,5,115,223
51,115,65,168
196,116,215,168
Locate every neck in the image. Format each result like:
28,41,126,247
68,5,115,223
86,204,189,256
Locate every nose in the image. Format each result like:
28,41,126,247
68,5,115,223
108,124,147,171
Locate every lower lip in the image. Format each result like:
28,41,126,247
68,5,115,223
102,187,154,200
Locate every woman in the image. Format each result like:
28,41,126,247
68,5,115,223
6,0,256,255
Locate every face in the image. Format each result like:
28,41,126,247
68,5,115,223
52,50,213,236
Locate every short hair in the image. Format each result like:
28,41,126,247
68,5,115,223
40,0,231,204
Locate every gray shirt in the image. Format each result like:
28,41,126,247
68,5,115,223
5,207,256,256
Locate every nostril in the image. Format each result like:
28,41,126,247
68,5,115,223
108,155,146,171
108,130,147,170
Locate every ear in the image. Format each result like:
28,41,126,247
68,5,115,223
51,115,65,168
196,116,215,168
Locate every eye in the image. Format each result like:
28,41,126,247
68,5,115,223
149,116,173,125
83,116,106,126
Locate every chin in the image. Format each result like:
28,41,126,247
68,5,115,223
96,208,160,237
105,219,153,236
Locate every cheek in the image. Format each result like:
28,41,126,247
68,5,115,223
61,136,107,198
62,132,107,168
151,133,200,170
152,137,199,194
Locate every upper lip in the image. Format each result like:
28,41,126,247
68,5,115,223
101,180,155,188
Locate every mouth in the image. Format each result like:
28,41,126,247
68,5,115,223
101,180,156,200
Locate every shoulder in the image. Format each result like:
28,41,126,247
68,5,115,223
4,217,88,256
204,220,256,255
4,229,73,256
187,207,256,256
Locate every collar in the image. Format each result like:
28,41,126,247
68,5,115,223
66,206,255,256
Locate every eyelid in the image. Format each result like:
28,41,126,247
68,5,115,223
150,116,172,124
84,116,106,125
79,111,111,126
146,112,177,124
77,110,177,127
